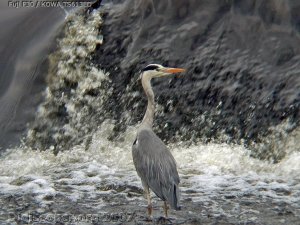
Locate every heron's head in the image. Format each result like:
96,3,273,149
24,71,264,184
140,64,185,80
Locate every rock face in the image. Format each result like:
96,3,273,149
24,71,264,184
24,0,300,161
92,0,300,160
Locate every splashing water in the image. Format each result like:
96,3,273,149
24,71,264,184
1,119,300,223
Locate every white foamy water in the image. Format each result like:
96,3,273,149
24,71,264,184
0,121,299,213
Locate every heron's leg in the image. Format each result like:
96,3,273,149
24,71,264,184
163,201,169,218
142,182,152,219
145,187,152,217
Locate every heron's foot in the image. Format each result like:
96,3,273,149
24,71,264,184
139,214,153,222
156,216,174,224
147,204,153,221
146,215,153,222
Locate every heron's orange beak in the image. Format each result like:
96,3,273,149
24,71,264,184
162,67,185,74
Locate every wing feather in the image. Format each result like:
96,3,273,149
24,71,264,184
132,128,180,209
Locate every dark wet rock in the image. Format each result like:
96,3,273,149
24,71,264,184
10,176,35,186
23,0,300,162
224,195,236,199
43,194,54,201
89,0,300,161
273,187,292,196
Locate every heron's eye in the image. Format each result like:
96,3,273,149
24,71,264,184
142,65,159,72
133,138,138,145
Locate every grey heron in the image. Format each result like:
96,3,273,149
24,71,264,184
132,64,185,219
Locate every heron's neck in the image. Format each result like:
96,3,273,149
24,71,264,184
141,75,155,128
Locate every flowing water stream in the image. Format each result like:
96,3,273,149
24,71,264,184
0,121,299,224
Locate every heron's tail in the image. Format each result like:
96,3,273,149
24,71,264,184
169,184,180,210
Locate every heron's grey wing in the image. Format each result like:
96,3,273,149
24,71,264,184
132,128,180,209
